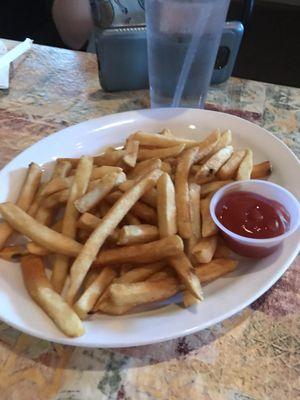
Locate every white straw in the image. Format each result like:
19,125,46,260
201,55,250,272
171,5,211,107
0,38,33,69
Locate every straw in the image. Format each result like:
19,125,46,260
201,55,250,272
171,4,212,107
0,38,33,70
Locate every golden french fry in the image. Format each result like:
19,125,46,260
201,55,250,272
35,206,54,225
51,156,93,293
214,238,232,259
77,212,101,231
0,245,29,261
27,242,50,256
125,213,141,225
123,139,139,167
95,235,183,266
196,129,222,160
109,277,180,306
0,162,42,249
96,300,132,315
130,131,199,148
192,236,218,263
127,158,162,180
200,180,233,198
175,147,200,239
118,262,166,283
186,183,201,262
236,149,253,180
160,161,172,174
93,261,166,311
21,256,84,337
141,188,157,208
0,203,82,256
74,266,117,319
98,201,111,218
201,194,218,237
74,172,126,214
200,129,232,163
183,290,200,307
82,269,100,291
41,166,122,197
168,253,203,300
52,160,73,178
94,149,126,166
251,161,272,179
137,143,185,161
195,146,233,184
195,258,238,283
217,150,246,180
66,168,162,304
105,190,157,224
157,173,177,238
117,224,159,245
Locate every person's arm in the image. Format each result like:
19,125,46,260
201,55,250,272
52,0,93,50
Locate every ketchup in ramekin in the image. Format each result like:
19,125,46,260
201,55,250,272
210,180,300,258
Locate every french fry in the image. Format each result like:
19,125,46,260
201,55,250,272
117,225,159,245
196,129,222,160
195,258,238,283
93,262,166,311
125,213,141,225
195,146,233,184
130,131,199,148
21,256,84,337
51,156,93,293
77,212,101,231
214,238,232,259
217,150,246,180
52,160,73,178
117,262,166,283
141,188,157,208
192,236,218,264
94,149,126,166
123,139,139,167
0,245,29,261
74,266,117,319
175,147,200,239
0,162,42,249
236,149,253,180
106,190,157,224
160,128,173,137
161,161,172,174
137,143,185,161
95,235,183,266
109,277,180,306
66,168,162,304
27,242,50,256
168,253,203,300
201,194,218,237
200,180,233,198
157,173,177,238
0,203,82,256
200,129,232,163
74,172,126,213
96,300,132,315
98,201,111,218
183,290,200,307
251,161,272,179
82,269,101,291
41,166,122,197
127,158,162,180
186,183,201,263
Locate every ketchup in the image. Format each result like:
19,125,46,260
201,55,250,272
216,191,290,239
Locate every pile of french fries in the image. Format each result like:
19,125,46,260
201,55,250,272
0,128,272,337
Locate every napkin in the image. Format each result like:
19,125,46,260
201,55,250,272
0,38,33,89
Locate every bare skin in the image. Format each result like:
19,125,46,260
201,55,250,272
52,0,93,49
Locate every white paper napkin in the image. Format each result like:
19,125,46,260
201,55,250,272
0,38,33,89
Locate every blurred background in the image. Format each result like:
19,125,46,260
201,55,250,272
0,0,299,88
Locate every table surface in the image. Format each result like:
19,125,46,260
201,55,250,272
0,40,299,400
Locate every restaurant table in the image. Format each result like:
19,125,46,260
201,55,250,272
0,40,299,400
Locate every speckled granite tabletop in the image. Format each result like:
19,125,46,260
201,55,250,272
0,40,299,400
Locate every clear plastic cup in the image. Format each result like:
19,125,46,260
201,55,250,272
145,0,230,108
210,180,300,258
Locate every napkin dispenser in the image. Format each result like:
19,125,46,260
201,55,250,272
96,22,243,92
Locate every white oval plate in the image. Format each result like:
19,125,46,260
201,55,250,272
0,108,299,348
